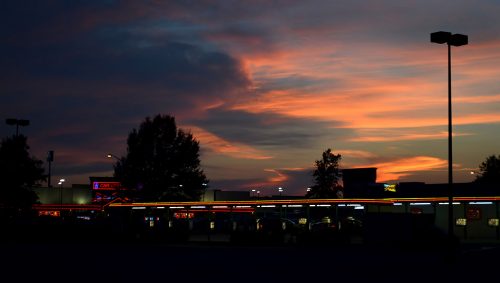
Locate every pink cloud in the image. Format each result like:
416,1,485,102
187,126,273,160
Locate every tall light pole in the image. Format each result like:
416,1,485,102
430,31,468,244
6,118,30,137
47,150,54,188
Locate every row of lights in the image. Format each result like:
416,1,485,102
249,187,313,197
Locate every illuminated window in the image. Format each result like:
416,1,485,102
456,218,467,226
384,184,397,192
488,218,499,227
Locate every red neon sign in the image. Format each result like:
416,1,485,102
93,181,121,190
174,212,194,219
38,211,61,217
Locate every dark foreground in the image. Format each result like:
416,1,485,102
0,240,498,283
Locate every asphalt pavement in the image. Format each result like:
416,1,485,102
1,240,499,283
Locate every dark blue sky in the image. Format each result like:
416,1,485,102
2,1,500,195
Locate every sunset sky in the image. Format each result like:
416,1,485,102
2,1,500,196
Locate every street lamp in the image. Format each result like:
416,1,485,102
470,170,480,181
278,187,283,197
107,153,120,161
430,31,468,244
58,178,65,205
5,118,30,136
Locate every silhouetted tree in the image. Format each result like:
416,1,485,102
306,148,342,198
114,114,208,201
474,155,500,185
0,135,44,214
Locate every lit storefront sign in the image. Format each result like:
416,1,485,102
384,184,397,192
92,181,121,190
174,212,194,219
38,210,60,217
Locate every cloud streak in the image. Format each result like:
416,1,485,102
362,156,448,182
188,126,273,160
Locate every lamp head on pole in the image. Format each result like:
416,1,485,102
431,31,452,44
450,34,468,46
431,31,468,46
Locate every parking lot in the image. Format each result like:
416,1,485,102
1,240,499,283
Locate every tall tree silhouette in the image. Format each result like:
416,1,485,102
474,155,500,185
0,135,44,213
306,148,342,198
114,114,208,201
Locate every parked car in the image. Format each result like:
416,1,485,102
257,217,298,233
255,217,299,244
310,221,338,233
339,216,363,232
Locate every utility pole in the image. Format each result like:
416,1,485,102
47,150,54,187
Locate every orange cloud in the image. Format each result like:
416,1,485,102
264,168,288,183
455,94,500,104
233,167,308,191
186,125,273,160
226,35,500,136
348,130,472,143
359,156,447,182
337,149,377,159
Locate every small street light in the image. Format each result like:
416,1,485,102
107,153,120,161
58,178,65,205
470,170,480,181
278,187,283,196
